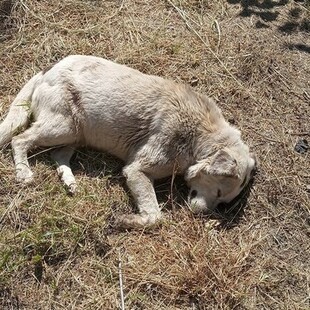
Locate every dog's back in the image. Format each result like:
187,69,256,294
34,55,224,163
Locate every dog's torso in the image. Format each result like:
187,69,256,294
35,55,224,177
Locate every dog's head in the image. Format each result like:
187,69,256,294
185,147,256,213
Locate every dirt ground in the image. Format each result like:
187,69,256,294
0,0,309,309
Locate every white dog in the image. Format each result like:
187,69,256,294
0,55,256,228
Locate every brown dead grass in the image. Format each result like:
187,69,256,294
0,0,309,309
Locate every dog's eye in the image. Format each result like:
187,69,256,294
217,189,222,198
190,190,197,199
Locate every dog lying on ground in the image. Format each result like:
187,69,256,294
0,55,256,228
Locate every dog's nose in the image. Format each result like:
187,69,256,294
189,196,209,214
190,190,197,199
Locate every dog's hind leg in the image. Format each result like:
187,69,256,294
51,146,77,195
11,118,76,183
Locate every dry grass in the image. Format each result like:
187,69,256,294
0,0,309,309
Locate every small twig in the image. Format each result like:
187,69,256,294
27,145,66,159
170,160,179,212
213,19,221,51
290,132,310,136
118,250,125,310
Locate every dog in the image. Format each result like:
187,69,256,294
0,55,256,228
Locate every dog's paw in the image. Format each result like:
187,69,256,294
116,213,162,230
117,214,149,230
66,183,78,196
16,169,34,184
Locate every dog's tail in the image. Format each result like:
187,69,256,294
0,72,42,147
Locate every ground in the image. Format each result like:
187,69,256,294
0,0,309,309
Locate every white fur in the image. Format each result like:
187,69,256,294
0,55,256,228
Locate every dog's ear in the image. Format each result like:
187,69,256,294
185,150,239,181
185,161,206,180
206,149,239,178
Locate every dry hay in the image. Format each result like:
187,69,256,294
0,0,309,309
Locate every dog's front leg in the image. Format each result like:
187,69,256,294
119,162,162,229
